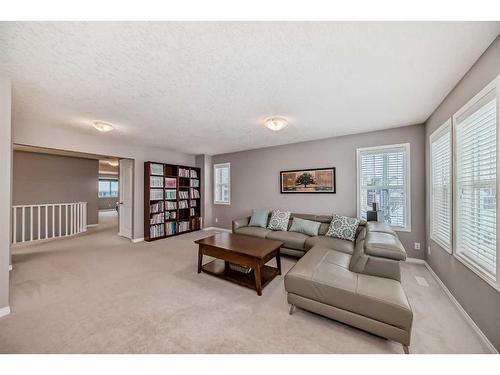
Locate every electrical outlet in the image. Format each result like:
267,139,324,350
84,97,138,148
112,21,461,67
215,217,218,223
414,242,421,250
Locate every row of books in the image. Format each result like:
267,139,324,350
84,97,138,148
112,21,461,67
179,190,189,199
150,163,163,175
150,189,164,200
165,177,176,188
190,199,197,207
190,170,198,178
150,224,165,238
165,189,176,200
166,222,176,236
150,201,164,213
178,221,190,232
166,201,177,210
190,188,200,199
165,211,176,220
150,176,163,187
150,212,164,225
190,179,199,187
179,168,190,177
179,200,189,209
190,208,197,217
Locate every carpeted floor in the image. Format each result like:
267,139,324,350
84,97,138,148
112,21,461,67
0,211,492,353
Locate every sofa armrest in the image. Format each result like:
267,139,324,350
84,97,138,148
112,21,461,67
364,231,407,261
232,217,250,232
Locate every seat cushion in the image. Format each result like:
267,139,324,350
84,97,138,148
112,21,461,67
304,236,355,254
284,247,412,331
234,226,271,238
266,230,310,250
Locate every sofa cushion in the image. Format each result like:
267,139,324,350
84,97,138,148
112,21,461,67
266,230,309,251
326,215,360,241
284,247,412,331
248,209,270,228
234,226,271,238
304,236,355,254
268,209,291,231
289,217,321,236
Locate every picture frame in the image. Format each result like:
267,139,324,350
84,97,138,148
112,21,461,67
280,167,336,194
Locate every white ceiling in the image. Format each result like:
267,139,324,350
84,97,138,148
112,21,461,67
1,22,499,155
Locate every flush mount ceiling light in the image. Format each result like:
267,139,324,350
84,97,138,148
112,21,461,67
107,160,119,167
264,116,288,131
93,121,114,132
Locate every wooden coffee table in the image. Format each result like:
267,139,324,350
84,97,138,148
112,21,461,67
194,232,283,296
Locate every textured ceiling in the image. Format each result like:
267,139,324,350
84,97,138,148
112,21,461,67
1,22,499,155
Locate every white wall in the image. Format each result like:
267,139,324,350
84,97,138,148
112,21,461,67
0,77,12,313
13,121,196,240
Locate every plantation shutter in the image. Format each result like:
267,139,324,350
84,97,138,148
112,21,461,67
455,89,497,278
430,123,452,252
358,144,409,229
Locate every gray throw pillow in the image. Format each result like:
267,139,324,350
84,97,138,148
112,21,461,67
326,214,360,241
267,209,291,231
289,217,320,237
248,209,270,228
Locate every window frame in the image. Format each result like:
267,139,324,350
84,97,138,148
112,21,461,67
213,162,231,205
98,178,119,198
356,143,411,232
430,119,453,254
452,75,500,291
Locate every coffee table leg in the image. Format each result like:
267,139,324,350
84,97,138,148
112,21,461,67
254,263,262,296
276,250,282,276
197,245,203,274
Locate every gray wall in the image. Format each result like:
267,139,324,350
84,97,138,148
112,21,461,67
212,124,426,259
0,77,12,313
13,151,99,225
425,35,500,350
196,154,213,228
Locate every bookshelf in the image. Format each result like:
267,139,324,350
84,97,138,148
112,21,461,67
144,162,202,241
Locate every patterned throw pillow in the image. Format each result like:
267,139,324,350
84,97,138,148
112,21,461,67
267,209,291,231
326,215,360,241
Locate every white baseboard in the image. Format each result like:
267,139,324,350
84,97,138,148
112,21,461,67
131,237,144,243
0,306,10,318
203,227,231,233
406,257,497,353
87,224,98,228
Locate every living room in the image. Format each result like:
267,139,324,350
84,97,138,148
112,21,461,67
1,1,500,373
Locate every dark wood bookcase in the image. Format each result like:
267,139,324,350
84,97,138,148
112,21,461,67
144,162,202,242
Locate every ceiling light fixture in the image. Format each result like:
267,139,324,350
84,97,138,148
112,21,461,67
93,121,114,132
264,116,288,131
107,160,119,167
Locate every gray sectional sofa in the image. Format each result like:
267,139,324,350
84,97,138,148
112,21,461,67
232,213,413,353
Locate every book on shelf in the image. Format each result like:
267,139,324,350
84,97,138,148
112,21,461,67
179,168,190,177
190,188,200,199
190,208,196,217
150,224,165,238
150,163,163,175
166,221,176,236
166,201,177,210
164,189,177,200
150,189,164,200
150,201,164,213
150,176,163,188
179,190,189,199
190,179,199,187
179,200,189,209
178,221,190,232
190,169,198,178
164,177,176,188
150,212,164,225
190,199,197,207
165,211,176,220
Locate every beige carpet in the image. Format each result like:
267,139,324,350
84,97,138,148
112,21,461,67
0,211,492,353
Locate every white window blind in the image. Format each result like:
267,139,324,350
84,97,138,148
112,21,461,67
357,144,410,231
214,163,230,204
455,88,497,280
430,121,452,252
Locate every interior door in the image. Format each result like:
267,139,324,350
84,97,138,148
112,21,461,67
118,159,134,239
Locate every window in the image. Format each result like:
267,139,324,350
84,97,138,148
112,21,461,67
214,163,230,204
430,120,452,252
357,143,410,231
453,79,498,288
98,179,119,198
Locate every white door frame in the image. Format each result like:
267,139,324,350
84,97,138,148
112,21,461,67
118,158,134,240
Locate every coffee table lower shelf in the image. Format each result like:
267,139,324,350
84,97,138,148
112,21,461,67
201,259,279,293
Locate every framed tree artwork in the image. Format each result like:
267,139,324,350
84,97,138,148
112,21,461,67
280,167,336,194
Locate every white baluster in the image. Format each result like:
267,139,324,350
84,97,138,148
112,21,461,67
13,207,17,244
22,207,25,242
